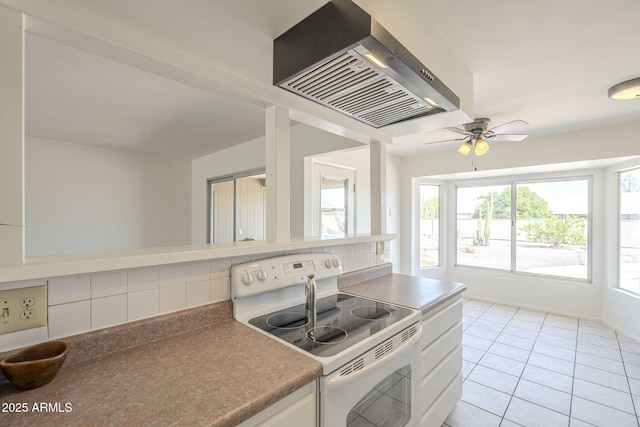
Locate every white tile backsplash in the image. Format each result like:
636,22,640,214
186,280,211,307
211,258,232,279
48,274,91,305
128,267,159,292
128,288,159,321
48,300,91,339
91,271,127,298
158,264,187,288
0,326,48,353
211,276,231,302
187,261,210,283
159,283,187,313
1,242,383,350
91,294,128,330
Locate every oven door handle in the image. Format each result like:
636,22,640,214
325,324,422,392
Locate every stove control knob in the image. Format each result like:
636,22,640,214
241,272,254,286
332,258,341,268
256,269,268,282
324,259,333,269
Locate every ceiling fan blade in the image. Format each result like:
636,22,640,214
487,134,528,142
488,120,529,135
444,126,473,136
424,137,468,145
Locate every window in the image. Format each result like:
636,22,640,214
620,168,640,293
311,162,355,237
456,184,511,270
456,178,590,280
321,176,348,238
419,184,440,267
516,180,588,278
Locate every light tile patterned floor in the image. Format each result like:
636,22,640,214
442,299,640,427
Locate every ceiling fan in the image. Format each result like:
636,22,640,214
428,118,529,157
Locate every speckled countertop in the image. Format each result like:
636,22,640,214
0,265,464,426
0,301,322,427
339,264,467,315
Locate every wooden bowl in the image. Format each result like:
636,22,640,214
0,341,69,390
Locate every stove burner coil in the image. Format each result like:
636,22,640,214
266,312,309,329
351,306,392,320
307,326,348,344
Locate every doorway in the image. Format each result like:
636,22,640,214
311,162,356,237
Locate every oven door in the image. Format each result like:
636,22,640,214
319,324,422,427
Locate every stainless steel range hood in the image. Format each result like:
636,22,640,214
273,0,460,129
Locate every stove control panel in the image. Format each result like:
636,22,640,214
231,253,342,299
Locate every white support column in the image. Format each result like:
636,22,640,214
0,6,25,266
265,105,290,242
370,141,387,235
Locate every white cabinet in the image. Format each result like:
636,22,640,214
419,297,463,426
238,381,317,427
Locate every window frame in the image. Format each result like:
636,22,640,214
417,182,443,269
453,174,593,283
618,166,640,295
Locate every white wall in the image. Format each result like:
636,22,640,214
26,137,191,256
0,6,24,265
386,153,402,271
399,121,640,333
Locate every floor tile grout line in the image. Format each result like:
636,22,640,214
501,308,584,424
615,328,640,425
494,303,545,426
569,314,581,424
454,299,640,427
464,301,517,425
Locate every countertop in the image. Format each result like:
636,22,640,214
0,266,464,426
340,267,467,315
0,303,322,427
0,234,397,283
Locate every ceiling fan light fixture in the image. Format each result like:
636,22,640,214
457,142,472,155
608,77,640,100
474,139,490,156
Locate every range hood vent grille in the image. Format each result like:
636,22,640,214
274,0,460,128
282,50,433,128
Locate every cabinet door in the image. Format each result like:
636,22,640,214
238,381,317,427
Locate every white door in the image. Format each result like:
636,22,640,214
311,162,356,237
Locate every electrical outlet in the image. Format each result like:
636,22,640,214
21,297,35,308
0,284,47,335
20,309,35,320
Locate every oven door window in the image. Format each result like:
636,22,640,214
346,365,411,427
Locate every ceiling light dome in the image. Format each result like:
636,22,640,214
608,77,640,100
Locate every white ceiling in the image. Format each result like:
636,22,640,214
24,0,640,159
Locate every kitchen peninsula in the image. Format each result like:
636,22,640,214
1,238,465,426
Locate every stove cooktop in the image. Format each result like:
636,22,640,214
248,293,414,358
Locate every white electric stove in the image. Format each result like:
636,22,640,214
231,253,423,427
